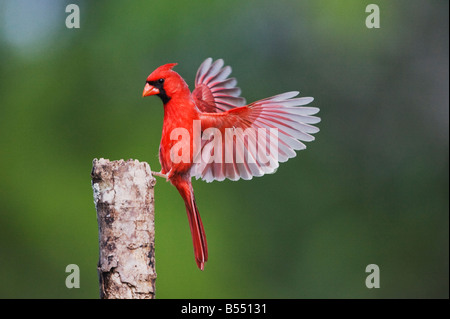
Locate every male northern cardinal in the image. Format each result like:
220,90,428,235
143,58,320,270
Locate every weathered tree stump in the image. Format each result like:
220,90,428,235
91,158,156,299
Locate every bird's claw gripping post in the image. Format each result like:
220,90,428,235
151,171,170,182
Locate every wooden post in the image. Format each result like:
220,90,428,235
91,158,156,299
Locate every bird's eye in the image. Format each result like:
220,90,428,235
158,78,164,83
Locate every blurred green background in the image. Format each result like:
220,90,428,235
0,0,448,298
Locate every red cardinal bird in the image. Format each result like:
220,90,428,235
143,58,320,270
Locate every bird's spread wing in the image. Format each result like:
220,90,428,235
192,58,246,113
190,91,320,182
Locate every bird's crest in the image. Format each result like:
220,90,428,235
157,63,178,72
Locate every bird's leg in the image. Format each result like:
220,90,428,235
151,170,170,182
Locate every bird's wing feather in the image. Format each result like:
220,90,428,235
190,91,320,182
192,58,246,113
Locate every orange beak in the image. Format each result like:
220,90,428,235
142,83,160,97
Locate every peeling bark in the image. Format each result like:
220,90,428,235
91,158,156,299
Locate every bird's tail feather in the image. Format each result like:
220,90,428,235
174,179,208,270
